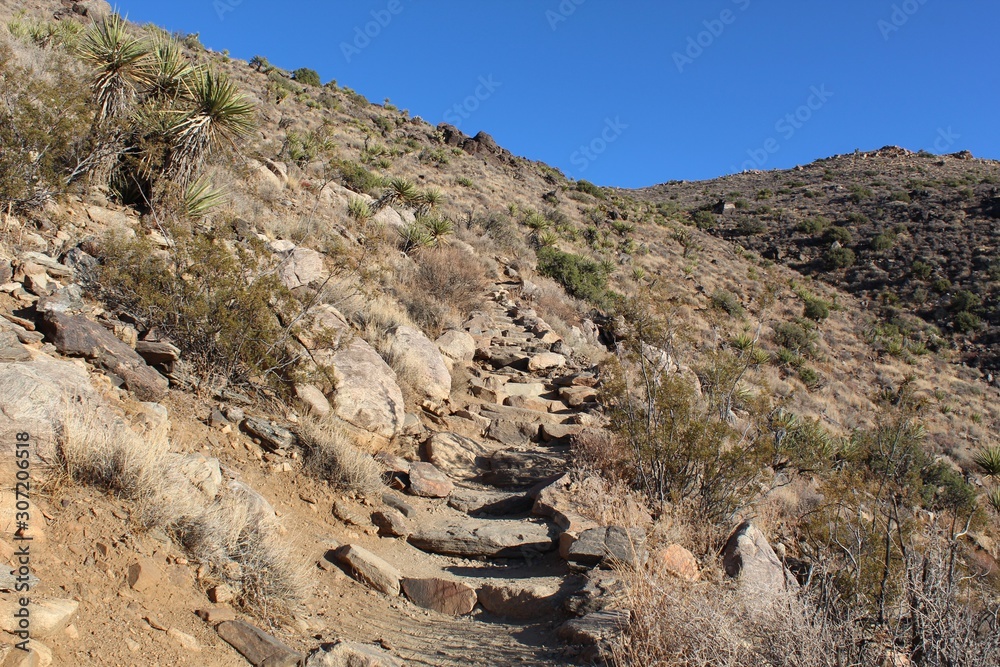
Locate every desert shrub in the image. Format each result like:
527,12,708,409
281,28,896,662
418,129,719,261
734,218,767,236
952,310,981,333
911,260,933,281
398,246,488,336
773,320,817,356
825,226,853,245
296,418,383,493
292,67,321,87
797,366,820,389
691,209,716,229
870,231,896,251
949,289,981,313
802,295,831,322
711,289,744,317
825,246,856,269
797,216,829,234
93,225,295,387
335,159,386,195
536,247,610,305
575,179,606,199
0,43,90,208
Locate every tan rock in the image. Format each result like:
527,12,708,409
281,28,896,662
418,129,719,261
408,462,453,498
127,558,163,592
333,544,401,596
655,544,700,581
401,578,477,615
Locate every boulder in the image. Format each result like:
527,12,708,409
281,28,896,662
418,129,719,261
566,526,647,568
408,518,557,558
435,330,476,363
278,247,328,290
482,450,565,489
333,544,401,596
297,305,404,440
721,521,798,594
0,597,77,638
402,578,478,615
371,509,410,538
305,641,403,667
388,325,451,402
217,620,302,667
38,311,168,401
528,352,566,372
654,544,700,581
295,383,331,417
408,462,453,498
424,432,492,480
0,357,105,461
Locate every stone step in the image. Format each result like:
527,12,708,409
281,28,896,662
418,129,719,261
408,518,558,558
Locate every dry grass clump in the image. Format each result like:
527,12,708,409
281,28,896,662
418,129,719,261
397,246,490,337
612,570,835,667
296,416,383,494
56,411,308,620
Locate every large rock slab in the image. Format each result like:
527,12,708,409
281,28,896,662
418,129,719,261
482,450,565,489
566,526,647,568
0,357,106,461
424,432,492,480
388,325,451,402
477,581,561,620
435,330,476,363
216,620,302,667
721,521,798,594
333,544,401,596
527,352,566,372
306,641,403,667
38,311,168,400
297,305,404,440
558,609,629,647
277,247,328,290
402,577,478,615
408,518,557,558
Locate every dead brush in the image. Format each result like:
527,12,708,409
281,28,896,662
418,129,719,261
296,416,383,493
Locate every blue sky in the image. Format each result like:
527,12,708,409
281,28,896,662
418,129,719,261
117,1,999,188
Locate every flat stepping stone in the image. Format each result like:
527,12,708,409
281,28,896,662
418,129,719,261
402,577,478,616
566,526,647,568
558,609,630,647
217,620,302,667
477,580,564,620
408,518,558,558
482,450,566,489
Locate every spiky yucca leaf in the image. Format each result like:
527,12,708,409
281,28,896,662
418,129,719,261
421,216,454,248
397,222,433,254
146,35,192,103
731,333,756,352
524,211,551,230
988,486,1000,515
166,68,255,180
535,230,559,248
78,14,152,124
973,446,1000,478
183,177,225,218
375,177,419,211
347,197,372,223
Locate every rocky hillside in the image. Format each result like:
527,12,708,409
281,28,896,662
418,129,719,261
629,147,1000,379
0,3,998,666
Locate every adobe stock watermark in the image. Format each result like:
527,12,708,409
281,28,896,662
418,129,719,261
214,0,246,21
673,0,752,73
546,0,587,31
878,0,930,40
570,117,628,173
341,0,409,63
442,75,502,129
930,127,960,153
731,85,833,173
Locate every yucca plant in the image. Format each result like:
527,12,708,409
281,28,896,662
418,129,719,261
534,230,559,249
416,188,444,216
421,216,454,248
730,333,756,353
183,177,225,219
78,14,152,124
974,446,1000,478
524,211,551,231
347,197,373,223
988,487,1000,515
376,177,421,211
165,67,255,181
397,222,433,254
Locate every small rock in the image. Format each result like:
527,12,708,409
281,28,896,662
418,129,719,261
381,492,415,518
477,582,560,620
167,628,201,652
295,383,331,417
195,607,237,625
528,352,566,372
408,462,453,498
333,544,401,596
127,558,163,592
371,509,410,538
217,619,302,667
655,544,700,581
305,641,403,667
208,584,235,604
567,527,647,568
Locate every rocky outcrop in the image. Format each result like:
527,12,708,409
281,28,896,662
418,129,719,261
297,305,404,440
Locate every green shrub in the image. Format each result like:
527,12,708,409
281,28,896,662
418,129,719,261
575,180,607,200
952,311,981,333
336,160,386,195
711,289,744,318
773,320,818,356
691,209,716,229
949,290,981,313
94,226,294,386
734,218,766,236
911,261,933,281
536,247,610,305
825,246,856,269
796,216,829,234
920,462,977,515
803,296,831,322
825,226,853,245
797,366,821,389
890,190,911,203
871,232,896,251
292,67,321,87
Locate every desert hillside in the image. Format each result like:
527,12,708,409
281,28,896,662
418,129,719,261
0,3,997,666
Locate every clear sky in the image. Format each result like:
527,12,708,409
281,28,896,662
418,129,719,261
116,1,1000,188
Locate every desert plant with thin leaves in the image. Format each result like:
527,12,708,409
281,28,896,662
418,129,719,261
78,13,152,125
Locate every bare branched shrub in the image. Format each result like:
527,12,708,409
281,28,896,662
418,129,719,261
297,417,383,493
397,246,489,337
